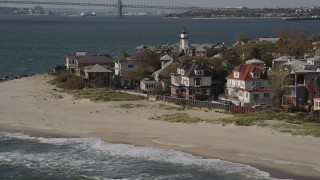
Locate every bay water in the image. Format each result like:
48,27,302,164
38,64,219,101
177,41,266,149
0,15,319,78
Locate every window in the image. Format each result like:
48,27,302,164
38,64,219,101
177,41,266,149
252,72,260,78
181,70,185,75
264,93,270,98
256,82,261,87
184,79,189,86
128,64,134,68
234,72,240,78
212,87,217,92
194,78,201,87
253,94,259,100
195,70,204,75
246,93,248,98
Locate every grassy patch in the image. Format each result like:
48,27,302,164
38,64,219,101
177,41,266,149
215,111,320,137
158,103,181,110
150,113,203,123
215,112,314,126
70,88,144,101
273,123,320,137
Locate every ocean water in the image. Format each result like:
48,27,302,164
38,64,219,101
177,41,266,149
0,132,278,180
0,15,319,78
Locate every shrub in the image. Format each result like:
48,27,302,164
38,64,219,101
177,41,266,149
63,76,85,90
50,73,68,85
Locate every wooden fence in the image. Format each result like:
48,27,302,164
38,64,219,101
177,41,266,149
155,95,272,114
314,114,320,122
156,95,229,111
229,105,272,114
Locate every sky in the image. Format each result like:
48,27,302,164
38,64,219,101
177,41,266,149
179,0,320,8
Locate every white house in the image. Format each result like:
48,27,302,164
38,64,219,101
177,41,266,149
222,64,273,107
114,57,141,76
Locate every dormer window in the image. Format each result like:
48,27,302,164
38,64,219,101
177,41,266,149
181,70,185,75
195,70,203,75
252,72,260,78
234,72,240,78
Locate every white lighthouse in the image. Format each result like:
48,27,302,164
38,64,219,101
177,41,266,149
179,27,189,55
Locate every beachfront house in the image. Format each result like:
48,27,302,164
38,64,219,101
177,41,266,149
170,62,213,100
84,64,112,88
65,51,87,74
140,78,160,93
114,57,142,88
222,64,273,107
75,54,114,77
282,63,320,108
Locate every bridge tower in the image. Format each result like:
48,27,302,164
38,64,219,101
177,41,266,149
179,27,189,55
117,0,122,18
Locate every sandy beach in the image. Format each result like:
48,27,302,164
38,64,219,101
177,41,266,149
1,74,320,179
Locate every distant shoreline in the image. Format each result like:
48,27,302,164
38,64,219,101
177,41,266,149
164,16,283,20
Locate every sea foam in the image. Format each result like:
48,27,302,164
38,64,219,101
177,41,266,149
0,132,285,179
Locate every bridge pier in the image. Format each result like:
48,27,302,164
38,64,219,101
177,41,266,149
117,0,122,18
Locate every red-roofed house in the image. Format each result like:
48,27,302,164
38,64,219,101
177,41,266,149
222,64,273,107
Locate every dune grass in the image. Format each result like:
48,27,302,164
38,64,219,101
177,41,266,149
70,88,144,101
149,113,204,123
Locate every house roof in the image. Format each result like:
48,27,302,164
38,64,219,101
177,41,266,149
308,56,320,62
67,55,76,60
245,58,264,65
213,54,223,59
177,62,212,77
77,55,114,65
273,56,293,62
160,54,173,61
153,60,173,75
284,60,308,72
195,47,207,52
226,64,267,81
86,64,112,73
257,38,280,43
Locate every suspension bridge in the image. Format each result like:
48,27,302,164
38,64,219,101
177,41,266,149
0,0,195,17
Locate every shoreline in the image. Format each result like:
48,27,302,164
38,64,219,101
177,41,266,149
0,126,318,180
1,74,320,179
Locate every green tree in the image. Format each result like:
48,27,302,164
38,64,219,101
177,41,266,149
118,49,130,59
223,49,240,66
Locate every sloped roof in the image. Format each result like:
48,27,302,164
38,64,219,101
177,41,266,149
195,47,207,52
66,55,76,60
153,60,174,75
77,55,114,65
86,64,112,73
213,54,223,59
284,60,308,72
308,56,320,62
245,58,264,64
160,54,173,61
226,64,266,81
273,56,293,62
177,62,212,77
